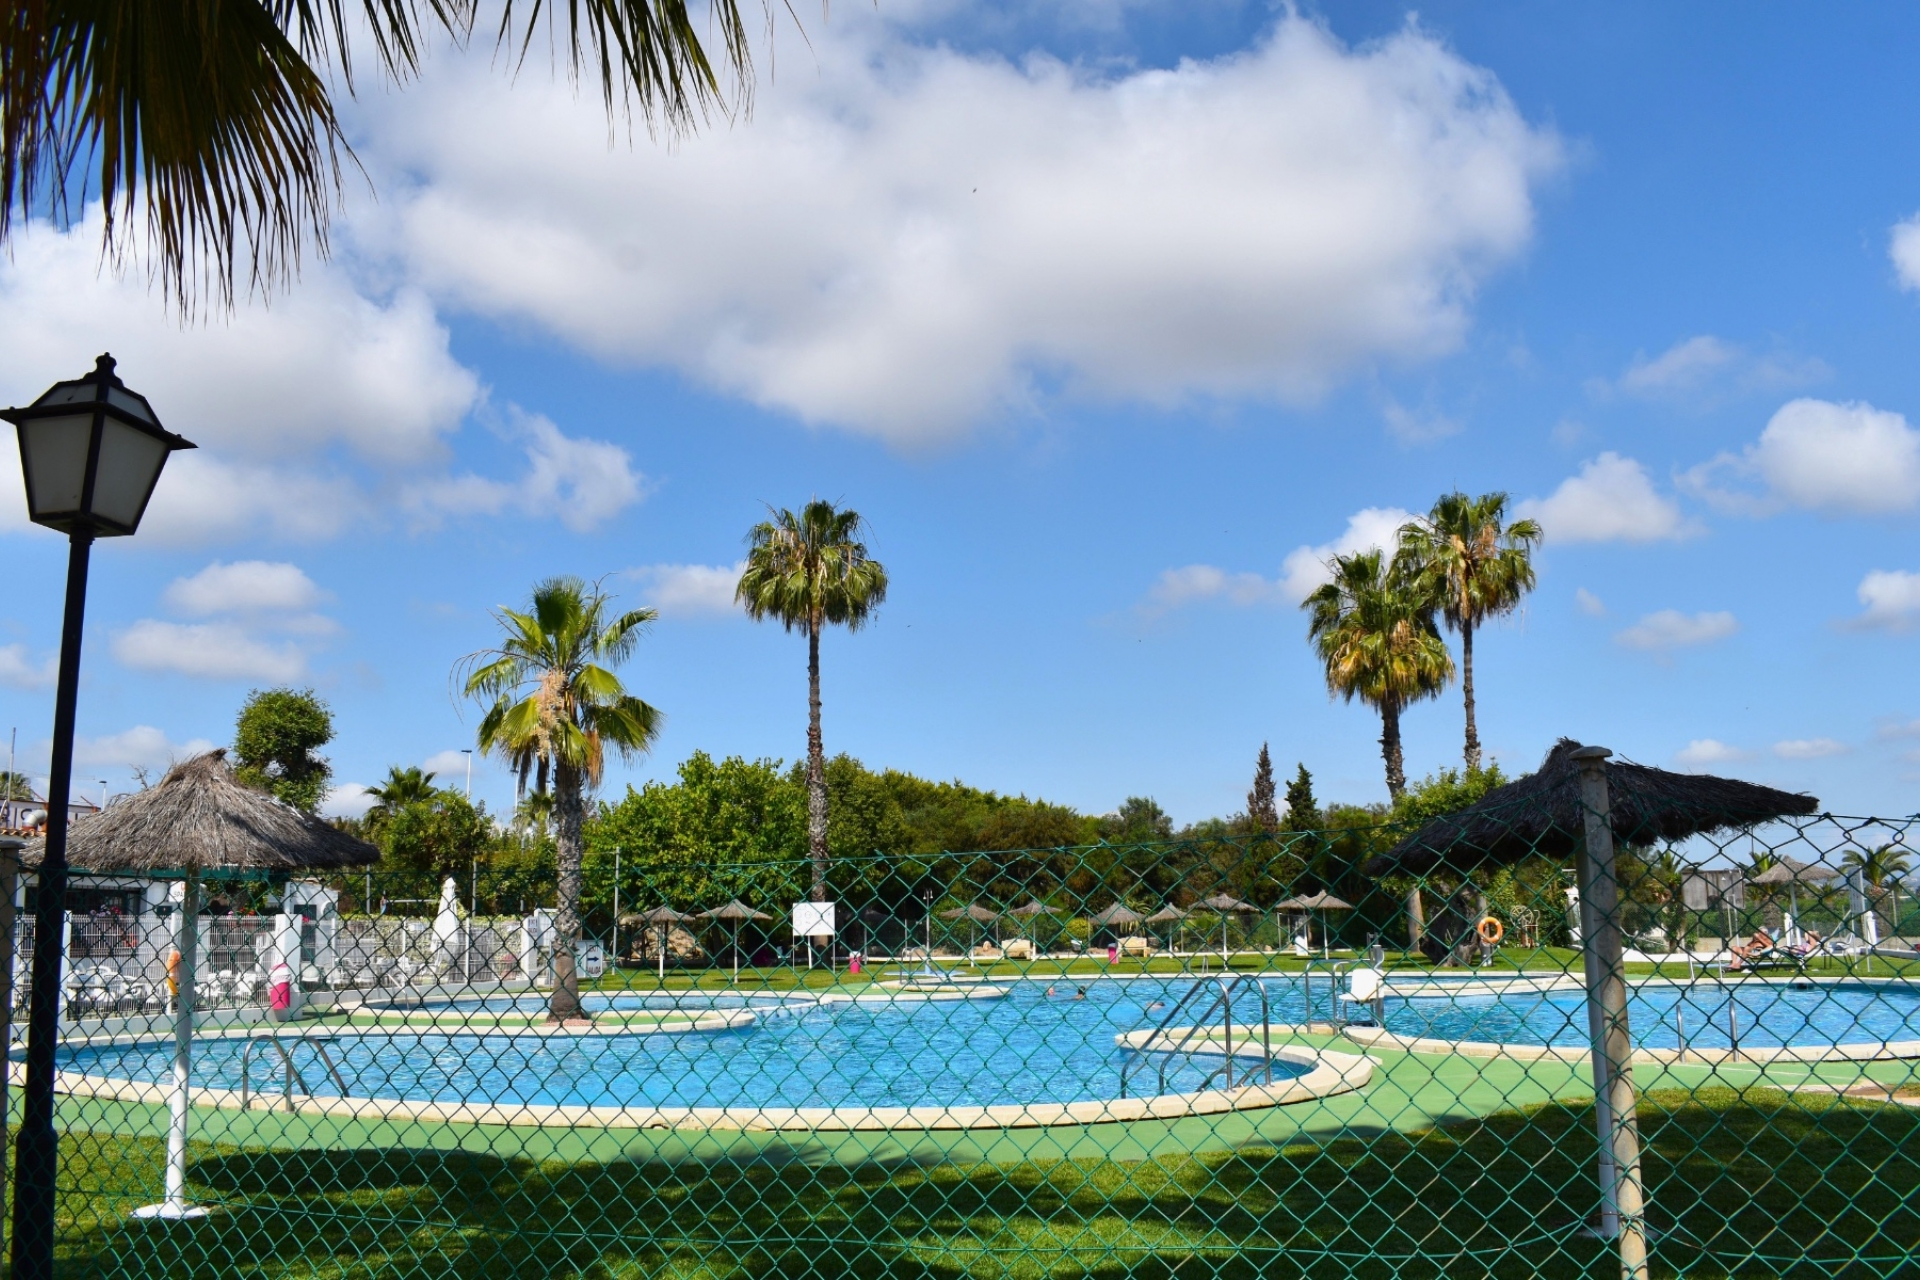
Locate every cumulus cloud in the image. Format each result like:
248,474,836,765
1893,213,1920,293
1139,565,1279,616
0,643,56,689
0,212,480,465
1675,739,1749,767
1615,609,1738,652
1135,506,1415,618
73,726,218,773
402,412,644,533
350,13,1559,440
1850,569,1920,631
1381,398,1461,444
630,563,746,617
422,749,476,782
1774,738,1846,760
163,561,330,616
112,620,309,682
1682,399,1920,517
1606,335,1826,404
321,783,376,821
1574,588,1606,617
1517,454,1694,544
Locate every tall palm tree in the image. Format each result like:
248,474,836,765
1843,842,1913,889
3,0,757,308
363,765,438,833
736,500,888,901
1303,550,1454,800
461,578,661,1020
1397,492,1541,772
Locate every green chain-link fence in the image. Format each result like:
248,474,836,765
15,751,1920,1277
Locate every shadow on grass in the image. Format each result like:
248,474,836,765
56,1088,1920,1280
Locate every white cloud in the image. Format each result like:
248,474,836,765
402,411,644,533
321,783,376,821
1774,738,1846,760
1276,507,1417,604
630,562,746,617
1892,213,1920,293
0,643,56,689
163,561,330,616
1609,335,1826,403
422,750,476,782
1517,453,1694,544
1615,609,1738,652
352,13,1559,440
1574,588,1606,617
1683,399,1920,517
1139,565,1279,616
0,212,481,465
111,620,309,682
1381,399,1460,444
1676,739,1749,767
1852,569,1920,631
73,726,218,774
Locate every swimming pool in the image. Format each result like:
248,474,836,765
58,979,1312,1111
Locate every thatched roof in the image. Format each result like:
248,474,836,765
1007,900,1060,918
938,903,1000,922
626,906,690,925
24,750,376,874
1276,891,1354,910
1086,903,1143,926
1195,892,1258,912
700,900,769,921
1367,739,1820,876
1143,904,1187,923
1750,856,1839,884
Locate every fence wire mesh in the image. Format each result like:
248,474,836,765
13,787,1920,1278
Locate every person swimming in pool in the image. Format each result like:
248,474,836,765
1045,985,1056,997
1146,1000,1166,1012
1074,987,1087,999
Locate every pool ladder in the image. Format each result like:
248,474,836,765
239,1033,350,1112
1118,974,1272,1099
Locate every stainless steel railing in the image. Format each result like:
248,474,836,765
1118,973,1272,1099
239,1033,350,1112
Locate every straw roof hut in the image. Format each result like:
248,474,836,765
938,903,1000,922
1086,903,1144,927
27,750,376,874
700,900,769,921
1275,891,1354,910
1143,904,1187,923
1007,900,1060,918
1368,738,1818,876
1750,856,1838,884
624,906,691,925
1196,892,1257,913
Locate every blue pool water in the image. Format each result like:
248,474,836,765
58,979,1305,1110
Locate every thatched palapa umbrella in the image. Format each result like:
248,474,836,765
1144,903,1186,954
30,750,377,1220
699,900,770,982
1006,900,1060,953
1750,856,1839,945
1274,891,1354,955
626,906,690,980
938,903,1000,960
1195,892,1257,961
1367,739,1817,1270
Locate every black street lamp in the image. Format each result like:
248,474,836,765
2,355,192,1280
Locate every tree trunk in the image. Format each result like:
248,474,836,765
548,760,585,1021
806,623,828,902
1379,700,1406,800
1462,619,1481,772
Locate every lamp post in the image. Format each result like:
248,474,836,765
3,355,192,1277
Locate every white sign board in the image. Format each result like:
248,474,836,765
791,901,837,938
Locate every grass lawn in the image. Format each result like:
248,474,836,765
51,1087,1920,1279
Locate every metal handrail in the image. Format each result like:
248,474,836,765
1119,973,1273,1099
239,1032,348,1112
1303,958,1351,1028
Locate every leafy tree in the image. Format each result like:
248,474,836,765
1247,744,1279,832
736,500,889,902
378,790,494,906
3,0,760,308
234,687,333,812
1304,549,1454,800
364,765,437,834
1101,797,1173,843
0,771,33,802
1282,764,1320,831
1396,493,1541,772
463,578,662,1021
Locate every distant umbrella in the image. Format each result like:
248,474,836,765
1274,891,1354,955
1086,903,1144,927
1750,857,1839,945
699,900,770,982
1195,893,1257,960
938,904,1001,922
1007,901,1060,917
1143,904,1187,923
627,906,690,980
1368,738,1818,876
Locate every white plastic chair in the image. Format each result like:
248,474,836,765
1339,966,1385,1024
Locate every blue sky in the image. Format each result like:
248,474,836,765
3,1,1920,824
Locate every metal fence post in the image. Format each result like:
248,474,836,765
1572,745,1651,1280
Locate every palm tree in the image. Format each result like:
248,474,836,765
363,765,438,833
1303,550,1454,800
461,578,661,1020
3,1,757,308
736,500,888,901
1843,842,1913,889
1396,492,1541,772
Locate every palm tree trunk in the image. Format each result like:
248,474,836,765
548,761,585,1021
1461,619,1480,772
1379,701,1406,800
806,622,828,902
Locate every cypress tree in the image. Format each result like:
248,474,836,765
1247,743,1279,831
1282,764,1319,831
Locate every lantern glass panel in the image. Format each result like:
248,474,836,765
90,418,171,531
20,414,94,519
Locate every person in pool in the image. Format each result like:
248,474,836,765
1045,985,1056,997
1074,987,1087,999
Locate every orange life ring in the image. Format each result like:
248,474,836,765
166,949,181,997
1476,916,1504,945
